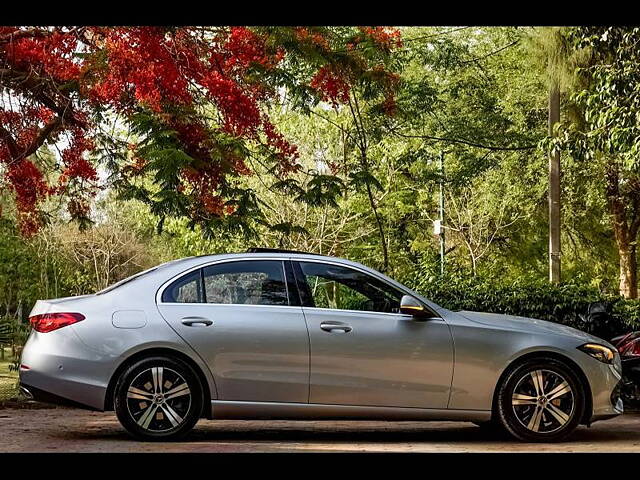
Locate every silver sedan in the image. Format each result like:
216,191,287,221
19,250,623,442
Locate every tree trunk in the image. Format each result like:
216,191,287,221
548,85,561,283
618,242,638,299
606,163,640,298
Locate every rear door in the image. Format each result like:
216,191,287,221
157,259,310,403
292,259,454,409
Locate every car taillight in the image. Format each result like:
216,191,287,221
612,332,633,348
619,337,640,357
29,312,85,333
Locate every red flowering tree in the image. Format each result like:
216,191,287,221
0,26,401,236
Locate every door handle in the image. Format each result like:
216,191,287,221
320,322,352,333
181,317,213,327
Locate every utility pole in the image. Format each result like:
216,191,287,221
439,152,445,276
549,85,561,283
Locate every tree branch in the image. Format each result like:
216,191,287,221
388,125,537,151
0,123,19,158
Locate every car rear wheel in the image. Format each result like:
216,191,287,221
114,356,203,441
496,357,585,442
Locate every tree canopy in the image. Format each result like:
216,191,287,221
4,25,640,319
0,26,400,235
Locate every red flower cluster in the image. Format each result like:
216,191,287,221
262,119,300,174
201,71,262,137
89,26,296,200
293,27,331,51
222,27,284,72
3,29,82,82
310,65,351,107
88,27,193,112
4,158,50,236
0,28,100,234
359,27,403,51
0,107,54,235
59,128,98,185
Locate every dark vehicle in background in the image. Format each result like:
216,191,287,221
577,302,640,409
611,332,640,408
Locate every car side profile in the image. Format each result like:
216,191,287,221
19,249,623,442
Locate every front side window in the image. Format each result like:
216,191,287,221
203,260,288,306
295,261,403,313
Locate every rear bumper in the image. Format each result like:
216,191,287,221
18,382,99,411
18,328,113,411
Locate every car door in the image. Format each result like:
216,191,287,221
156,259,309,404
292,259,454,409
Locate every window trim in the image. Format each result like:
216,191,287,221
156,257,293,307
155,255,441,319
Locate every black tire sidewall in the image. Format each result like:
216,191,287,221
114,356,203,441
496,357,585,442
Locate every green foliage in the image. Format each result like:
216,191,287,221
288,174,345,208
0,218,70,317
400,256,640,338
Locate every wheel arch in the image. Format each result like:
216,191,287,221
490,350,593,425
104,347,213,419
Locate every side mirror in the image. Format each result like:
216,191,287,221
400,295,431,318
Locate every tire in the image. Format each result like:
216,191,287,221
495,356,586,442
114,356,203,441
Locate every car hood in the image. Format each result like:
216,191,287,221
457,310,611,345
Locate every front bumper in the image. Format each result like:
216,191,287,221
587,360,624,423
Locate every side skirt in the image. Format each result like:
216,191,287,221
211,400,491,422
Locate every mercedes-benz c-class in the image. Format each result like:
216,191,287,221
19,249,623,441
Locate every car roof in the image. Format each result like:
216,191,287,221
97,251,446,314
103,251,362,291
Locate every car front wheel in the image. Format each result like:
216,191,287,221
114,356,203,441
496,357,585,442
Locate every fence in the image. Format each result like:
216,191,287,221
0,340,20,402
0,315,25,402
0,373,18,401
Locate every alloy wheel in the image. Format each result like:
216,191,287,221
125,366,192,432
511,368,575,434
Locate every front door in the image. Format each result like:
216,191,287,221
292,260,454,409
157,259,309,403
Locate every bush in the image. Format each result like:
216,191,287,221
400,260,640,340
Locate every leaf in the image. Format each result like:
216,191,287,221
268,222,309,236
271,178,306,196
295,174,344,207
348,170,383,192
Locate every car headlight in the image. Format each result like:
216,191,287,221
578,343,616,364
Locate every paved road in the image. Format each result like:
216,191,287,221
1,407,640,452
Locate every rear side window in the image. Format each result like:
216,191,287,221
161,270,203,303
160,260,289,305
203,260,288,306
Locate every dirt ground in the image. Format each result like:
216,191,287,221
1,407,640,452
